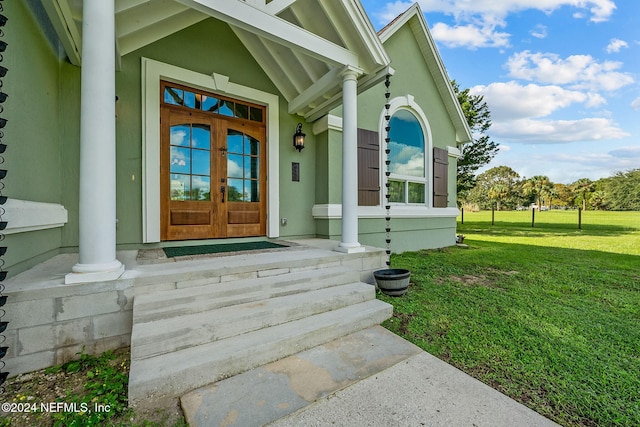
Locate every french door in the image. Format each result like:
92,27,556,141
160,82,266,240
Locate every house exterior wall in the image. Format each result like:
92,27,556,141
3,1,69,275
314,24,460,252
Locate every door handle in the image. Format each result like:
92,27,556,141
221,186,226,203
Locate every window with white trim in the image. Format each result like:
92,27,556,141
387,109,427,204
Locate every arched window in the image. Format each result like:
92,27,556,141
388,109,427,204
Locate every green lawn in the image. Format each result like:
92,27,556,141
381,210,640,427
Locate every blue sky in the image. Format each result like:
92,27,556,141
360,0,640,184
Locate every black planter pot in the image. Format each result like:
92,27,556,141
373,268,411,297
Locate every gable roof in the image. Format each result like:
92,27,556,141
378,3,472,145
40,0,391,119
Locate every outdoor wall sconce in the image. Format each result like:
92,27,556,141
293,122,305,152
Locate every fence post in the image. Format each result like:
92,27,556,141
461,207,464,224
531,207,535,227
578,208,582,229
491,206,495,225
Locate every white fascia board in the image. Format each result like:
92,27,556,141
447,146,462,158
312,204,460,219
174,0,358,67
312,114,342,135
339,0,390,68
379,4,472,144
115,0,152,14
41,0,82,66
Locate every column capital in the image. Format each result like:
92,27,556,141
340,65,364,81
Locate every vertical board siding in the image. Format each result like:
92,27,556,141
357,129,380,206
433,147,448,207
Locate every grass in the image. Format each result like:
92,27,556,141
380,210,640,427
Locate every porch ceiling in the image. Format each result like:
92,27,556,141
42,0,390,120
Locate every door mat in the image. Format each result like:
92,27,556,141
163,241,288,258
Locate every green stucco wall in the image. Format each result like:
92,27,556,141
316,22,460,252
114,17,317,245
3,1,67,274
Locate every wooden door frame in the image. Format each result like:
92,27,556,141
142,59,280,243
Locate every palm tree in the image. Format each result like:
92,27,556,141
488,183,510,211
571,178,594,210
523,175,553,211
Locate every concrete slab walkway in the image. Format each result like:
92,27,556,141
181,326,559,427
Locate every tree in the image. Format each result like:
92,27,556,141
571,178,595,211
522,176,553,211
601,169,640,211
552,183,574,208
452,81,499,203
467,166,521,210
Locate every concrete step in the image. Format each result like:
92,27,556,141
131,282,376,360
128,299,393,405
133,266,360,323
181,326,422,427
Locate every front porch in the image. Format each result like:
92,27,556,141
4,239,389,379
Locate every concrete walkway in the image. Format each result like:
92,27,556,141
181,326,559,427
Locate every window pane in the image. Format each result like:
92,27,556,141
201,95,219,112
247,180,259,202
389,110,425,177
164,87,183,105
170,174,190,200
245,135,259,156
183,91,196,109
192,175,210,201
219,100,234,117
408,182,425,204
389,180,405,203
250,107,263,122
227,130,243,153
245,156,259,179
192,125,210,149
192,149,210,176
228,179,244,201
228,154,243,178
170,147,190,174
170,124,190,146
235,103,249,119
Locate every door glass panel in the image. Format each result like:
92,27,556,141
228,179,244,202
170,147,190,174
192,149,210,175
245,157,259,179
235,103,249,119
249,180,259,202
227,130,243,154
219,100,234,117
170,123,211,202
201,95,219,112
183,91,196,109
192,125,210,149
249,107,263,122
227,155,243,178
192,176,211,201
170,174,190,200
245,135,260,156
164,87,183,106
170,125,190,146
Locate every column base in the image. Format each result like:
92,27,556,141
335,243,366,254
65,261,125,284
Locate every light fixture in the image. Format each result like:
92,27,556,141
293,122,305,152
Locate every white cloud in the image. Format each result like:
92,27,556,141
491,117,630,143
430,21,510,49
505,51,634,91
606,38,629,53
470,81,606,120
530,25,548,39
631,97,640,110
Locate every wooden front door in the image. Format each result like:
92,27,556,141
160,82,267,241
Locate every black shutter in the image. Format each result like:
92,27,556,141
357,129,380,206
433,147,448,208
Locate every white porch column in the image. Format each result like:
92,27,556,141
337,67,365,253
65,0,124,284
